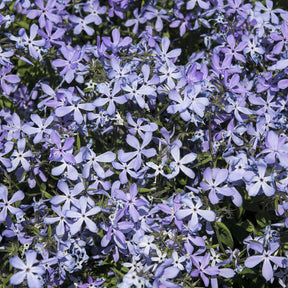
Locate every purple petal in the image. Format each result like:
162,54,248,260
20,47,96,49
96,151,116,162
175,209,192,220
262,259,273,281
9,190,24,203
9,256,26,270
245,255,264,268
10,271,26,285
85,217,98,233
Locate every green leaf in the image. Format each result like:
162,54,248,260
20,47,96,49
0,95,13,110
43,191,53,199
256,215,267,228
48,224,52,237
16,20,30,30
192,156,213,168
246,220,255,232
178,178,187,185
138,188,151,193
77,133,81,151
215,222,234,249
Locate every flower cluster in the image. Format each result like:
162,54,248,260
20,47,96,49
1,0,288,287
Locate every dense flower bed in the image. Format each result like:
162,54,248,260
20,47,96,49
1,0,288,287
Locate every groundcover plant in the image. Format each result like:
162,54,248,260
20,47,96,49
1,0,288,287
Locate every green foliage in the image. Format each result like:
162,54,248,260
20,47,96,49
215,221,234,249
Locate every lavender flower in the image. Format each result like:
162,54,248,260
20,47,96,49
245,242,287,281
0,185,24,222
66,196,101,235
9,250,45,288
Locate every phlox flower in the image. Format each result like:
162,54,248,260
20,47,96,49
175,197,216,231
66,196,101,235
245,242,287,281
259,130,288,167
0,185,24,222
9,250,45,288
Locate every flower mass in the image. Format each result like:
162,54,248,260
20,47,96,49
0,0,288,287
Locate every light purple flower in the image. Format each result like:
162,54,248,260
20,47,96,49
114,183,147,222
175,197,216,230
26,0,61,28
122,78,155,109
201,168,236,205
245,242,287,281
9,250,45,288
78,275,105,288
22,114,53,143
93,82,127,115
191,252,219,287
159,62,182,89
37,21,65,48
125,8,146,34
138,235,157,256
84,0,107,25
0,66,20,95
145,6,169,32
21,23,46,60
246,160,275,197
259,130,288,167
126,112,158,138
52,46,87,83
220,34,247,64
186,0,210,10
118,132,156,171
49,131,75,164
50,180,83,211
0,185,24,222
55,96,94,124
44,205,68,236
69,15,95,36
102,28,132,54
155,36,181,63
66,196,101,235
7,138,33,172
82,149,116,179
168,145,197,179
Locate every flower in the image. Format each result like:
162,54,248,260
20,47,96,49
26,0,61,28
44,205,69,236
175,196,216,230
259,130,288,167
93,82,127,115
244,242,287,281
168,145,197,179
55,95,94,124
49,131,75,164
246,159,275,197
138,235,157,256
21,23,46,60
114,183,147,222
78,276,105,288
52,46,87,83
118,132,156,171
155,36,181,63
22,114,53,143
0,185,24,222
9,250,45,288
102,28,132,54
69,15,95,36
186,0,210,10
66,196,101,235
7,138,33,172
191,252,219,287
0,66,20,95
200,168,235,204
